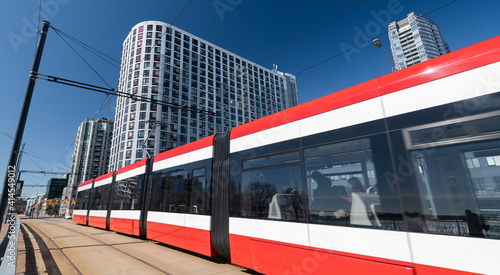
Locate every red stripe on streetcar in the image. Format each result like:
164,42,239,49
94,171,113,182
230,35,500,140
78,179,93,188
229,233,481,275
379,34,500,97
153,135,214,163
116,158,147,175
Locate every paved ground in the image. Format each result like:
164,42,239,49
13,216,257,275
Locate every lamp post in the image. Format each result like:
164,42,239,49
372,38,397,71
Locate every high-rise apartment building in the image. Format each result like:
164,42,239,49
68,118,114,186
277,71,299,107
388,12,450,70
109,21,299,171
63,118,113,216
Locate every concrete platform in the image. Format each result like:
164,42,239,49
16,216,256,274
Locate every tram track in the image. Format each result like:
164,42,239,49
23,219,172,274
21,222,81,275
20,218,254,274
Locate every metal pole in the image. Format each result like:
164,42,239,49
0,21,50,228
380,46,397,72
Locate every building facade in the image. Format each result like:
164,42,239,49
68,118,114,186
45,177,68,199
63,118,113,215
388,12,450,70
109,21,299,171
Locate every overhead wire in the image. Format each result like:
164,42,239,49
51,26,115,89
293,0,459,76
45,0,195,126
22,2,126,196
24,149,69,164
45,143,74,175
23,151,69,172
134,0,194,70
48,25,118,170
93,94,113,120
257,0,369,64
198,0,370,122
24,153,46,171
51,27,121,69
33,73,215,115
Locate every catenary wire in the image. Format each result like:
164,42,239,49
50,27,121,69
258,0,369,64
24,153,46,171
24,149,70,164
93,94,114,120
51,26,115,89
23,151,70,174
33,73,215,116
47,0,194,125
46,0,194,122
44,26,118,176
293,0,459,76
133,0,194,70
45,143,74,176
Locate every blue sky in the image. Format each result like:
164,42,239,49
1,0,499,198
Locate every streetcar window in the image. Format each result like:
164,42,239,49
150,169,188,213
240,151,306,222
304,137,403,230
112,175,144,210
243,151,300,170
406,114,500,149
406,113,500,239
410,141,500,239
92,185,110,210
190,167,209,214
305,138,376,225
75,189,91,210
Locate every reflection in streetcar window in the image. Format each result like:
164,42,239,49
75,190,91,210
112,176,144,210
304,137,403,229
150,164,211,214
92,185,110,210
233,136,406,230
407,113,500,239
150,169,187,213
241,151,305,222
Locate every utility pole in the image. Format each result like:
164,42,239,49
0,21,50,227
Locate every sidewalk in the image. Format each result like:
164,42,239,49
15,215,37,274
0,215,41,274
0,215,33,274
